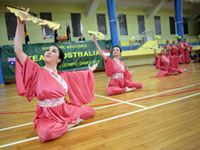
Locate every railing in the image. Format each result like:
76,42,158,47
120,30,155,50
157,36,200,47
120,31,199,51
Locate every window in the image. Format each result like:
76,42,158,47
71,13,81,37
97,14,107,35
40,13,54,38
183,17,189,34
154,16,162,35
4,12,17,40
169,17,176,34
118,14,128,36
137,15,145,34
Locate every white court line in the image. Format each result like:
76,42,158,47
1,83,199,131
0,95,20,101
95,94,148,109
1,92,199,148
94,83,200,110
0,103,124,132
0,122,33,132
126,83,200,103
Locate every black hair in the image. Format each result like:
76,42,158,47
51,45,64,68
113,46,122,53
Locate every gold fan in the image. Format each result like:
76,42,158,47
6,5,61,30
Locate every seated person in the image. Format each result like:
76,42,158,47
79,33,85,41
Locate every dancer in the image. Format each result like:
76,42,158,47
92,35,142,95
164,40,171,56
170,40,179,56
184,38,192,63
178,38,185,64
15,10,97,142
152,49,186,78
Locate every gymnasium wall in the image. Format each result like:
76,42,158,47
0,2,200,46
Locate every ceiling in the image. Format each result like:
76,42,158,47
1,0,200,10
1,0,200,21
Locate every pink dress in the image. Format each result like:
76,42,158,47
15,57,95,142
184,42,191,63
164,45,171,56
152,55,184,78
104,57,142,95
170,44,178,56
178,42,185,63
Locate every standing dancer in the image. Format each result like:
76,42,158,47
152,49,186,78
178,38,185,64
170,40,179,56
184,38,192,63
15,12,97,142
164,40,171,56
92,35,142,95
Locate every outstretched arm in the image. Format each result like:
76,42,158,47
14,8,29,65
92,35,107,60
154,49,158,58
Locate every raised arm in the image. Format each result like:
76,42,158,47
154,49,158,58
14,8,29,65
92,35,107,60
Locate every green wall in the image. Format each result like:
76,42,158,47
0,2,200,46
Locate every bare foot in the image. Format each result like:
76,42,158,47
68,118,84,129
184,68,187,72
125,87,136,92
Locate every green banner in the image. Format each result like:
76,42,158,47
0,40,112,79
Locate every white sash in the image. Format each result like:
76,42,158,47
44,66,68,93
114,58,125,72
162,55,170,65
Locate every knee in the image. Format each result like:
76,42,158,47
36,126,52,142
81,106,95,120
136,82,142,89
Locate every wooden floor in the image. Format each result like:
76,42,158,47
0,63,200,150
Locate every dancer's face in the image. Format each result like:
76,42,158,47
44,46,61,65
162,49,167,56
112,47,121,57
173,41,175,44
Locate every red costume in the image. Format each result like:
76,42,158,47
16,57,95,142
104,57,142,95
184,42,192,63
153,55,184,78
178,42,185,63
170,44,179,56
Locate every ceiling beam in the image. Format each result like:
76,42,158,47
190,10,200,20
86,0,100,18
147,0,166,20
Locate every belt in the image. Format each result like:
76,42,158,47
37,97,65,107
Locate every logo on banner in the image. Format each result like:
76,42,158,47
102,50,110,56
8,57,17,65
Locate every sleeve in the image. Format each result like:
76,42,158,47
156,56,161,69
189,45,192,51
124,67,132,81
15,57,40,101
104,56,113,77
178,43,181,48
169,56,179,69
61,70,95,106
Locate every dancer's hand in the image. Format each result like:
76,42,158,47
88,63,98,71
17,7,29,24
